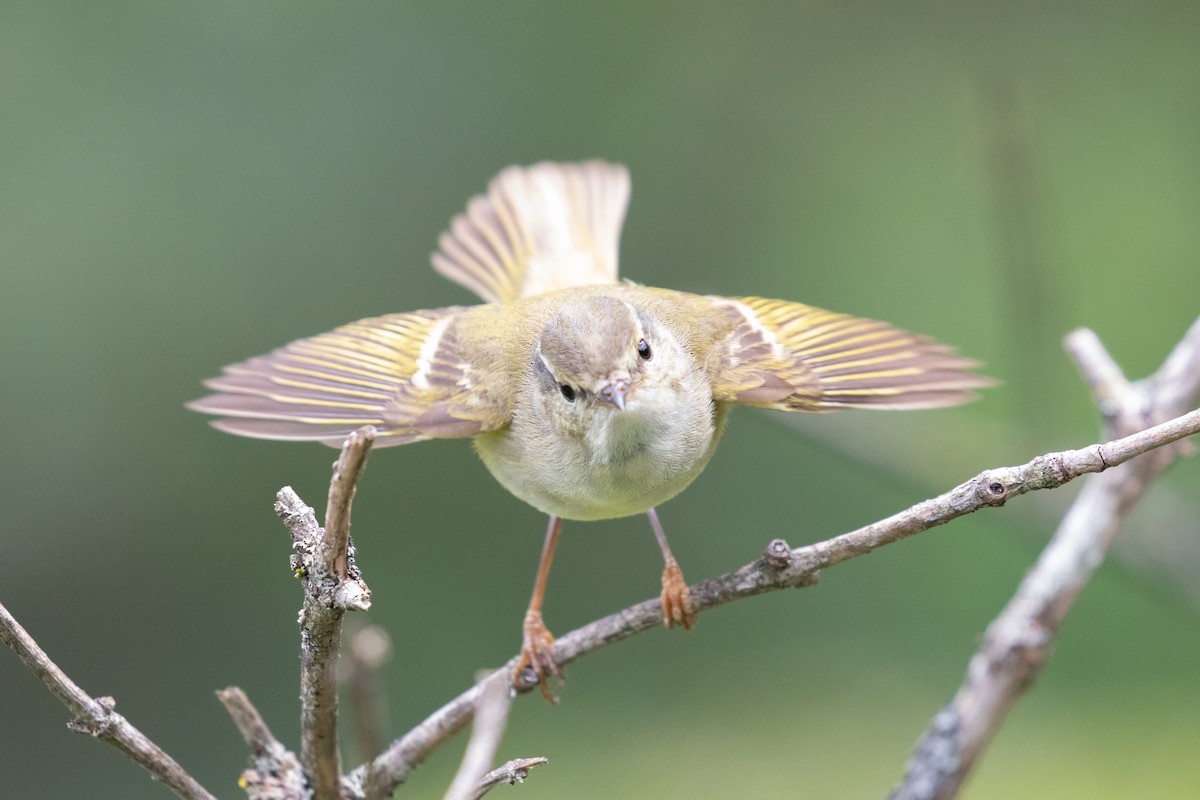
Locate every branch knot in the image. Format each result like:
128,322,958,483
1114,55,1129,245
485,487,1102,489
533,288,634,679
974,473,1010,506
67,696,118,737
763,538,792,570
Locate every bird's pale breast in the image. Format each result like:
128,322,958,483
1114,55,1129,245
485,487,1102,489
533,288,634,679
474,373,727,521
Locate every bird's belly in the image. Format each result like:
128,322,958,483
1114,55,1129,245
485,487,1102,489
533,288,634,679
474,405,726,521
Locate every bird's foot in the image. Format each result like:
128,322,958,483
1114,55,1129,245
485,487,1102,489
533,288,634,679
514,609,562,702
660,559,696,630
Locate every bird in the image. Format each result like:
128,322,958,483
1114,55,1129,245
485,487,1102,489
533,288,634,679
189,160,991,700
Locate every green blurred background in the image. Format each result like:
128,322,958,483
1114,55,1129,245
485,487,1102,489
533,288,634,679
2,2,1198,798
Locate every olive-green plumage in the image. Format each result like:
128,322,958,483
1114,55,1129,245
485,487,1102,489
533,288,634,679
189,161,991,696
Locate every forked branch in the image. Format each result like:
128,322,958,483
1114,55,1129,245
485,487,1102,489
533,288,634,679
274,426,376,800
889,317,1200,799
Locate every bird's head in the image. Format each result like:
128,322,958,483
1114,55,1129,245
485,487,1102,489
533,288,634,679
535,295,656,415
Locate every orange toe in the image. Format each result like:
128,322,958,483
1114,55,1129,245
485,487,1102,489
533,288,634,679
660,560,696,630
514,609,562,702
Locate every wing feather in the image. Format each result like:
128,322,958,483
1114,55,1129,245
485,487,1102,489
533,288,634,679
188,307,511,446
707,296,992,411
432,161,630,303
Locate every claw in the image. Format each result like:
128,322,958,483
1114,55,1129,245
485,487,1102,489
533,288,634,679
660,560,696,630
514,609,562,702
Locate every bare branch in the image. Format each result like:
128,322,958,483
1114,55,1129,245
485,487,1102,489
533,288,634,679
218,687,306,800
218,687,284,756
275,426,376,800
349,403,1200,797
0,601,217,800
1150,314,1200,452
327,426,374,580
470,758,550,800
1063,327,1143,426
443,670,514,800
890,318,1200,800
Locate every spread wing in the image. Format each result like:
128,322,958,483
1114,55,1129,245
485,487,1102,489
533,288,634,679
707,296,992,411
187,307,511,447
432,161,630,303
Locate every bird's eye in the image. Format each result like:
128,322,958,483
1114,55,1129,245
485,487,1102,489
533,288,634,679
637,338,652,360
559,383,576,402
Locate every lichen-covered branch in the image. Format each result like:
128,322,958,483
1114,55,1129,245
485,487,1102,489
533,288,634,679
275,426,376,800
218,687,306,800
0,601,217,800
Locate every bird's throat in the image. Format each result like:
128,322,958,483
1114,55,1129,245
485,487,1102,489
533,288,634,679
583,406,652,466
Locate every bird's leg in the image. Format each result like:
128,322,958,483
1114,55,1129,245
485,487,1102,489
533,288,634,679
514,515,563,702
648,507,696,629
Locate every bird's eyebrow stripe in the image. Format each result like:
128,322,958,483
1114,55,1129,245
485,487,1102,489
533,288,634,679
532,348,557,386
627,302,654,339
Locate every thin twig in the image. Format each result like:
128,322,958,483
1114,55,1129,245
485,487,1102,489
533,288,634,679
1150,314,1200,442
348,403,1200,798
217,687,306,800
0,601,217,800
275,426,376,800
218,687,283,756
443,670,515,800
1063,327,1144,425
470,758,550,800
889,318,1200,800
327,426,374,580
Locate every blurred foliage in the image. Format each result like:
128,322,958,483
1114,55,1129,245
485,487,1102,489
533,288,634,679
2,2,1198,798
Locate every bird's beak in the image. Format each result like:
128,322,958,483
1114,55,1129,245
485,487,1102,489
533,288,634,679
596,379,629,410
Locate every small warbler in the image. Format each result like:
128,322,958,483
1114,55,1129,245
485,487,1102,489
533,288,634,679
190,161,989,699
